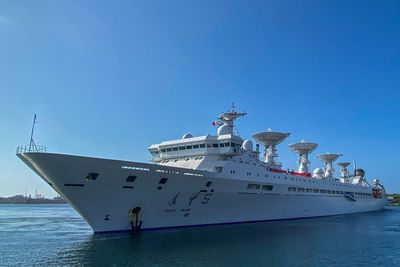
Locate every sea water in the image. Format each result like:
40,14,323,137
0,204,399,266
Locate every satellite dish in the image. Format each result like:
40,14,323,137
317,153,342,179
252,130,290,166
337,162,351,168
288,140,318,173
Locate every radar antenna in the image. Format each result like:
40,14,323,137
288,140,318,173
216,103,246,135
317,153,342,180
252,129,290,167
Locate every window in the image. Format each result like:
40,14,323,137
85,173,99,180
178,146,186,150
166,148,172,152
298,188,305,192
161,149,166,152
206,181,212,187
231,143,237,147
206,143,213,148
247,184,260,190
200,144,206,148
288,187,296,192
193,144,199,149
123,186,134,189
219,143,225,147
172,147,178,151
159,178,168,184
313,189,319,193
212,143,219,148
262,185,273,191
126,175,137,182
320,189,326,193
327,190,332,194
306,188,313,193
186,145,193,149
224,142,230,147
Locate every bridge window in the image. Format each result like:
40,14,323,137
288,187,296,192
178,146,186,150
166,148,172,152
212,143,219,148
172,147,178,151
200,144,206,148
298,188,305,192
193,144,199,149
161,149,166,152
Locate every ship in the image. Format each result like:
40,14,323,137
16,107,388,233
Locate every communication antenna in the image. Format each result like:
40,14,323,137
252,129,290,166
317,153,342,179
288,140,318,173
29,114,37,152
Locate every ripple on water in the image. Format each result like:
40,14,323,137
0,205,399,267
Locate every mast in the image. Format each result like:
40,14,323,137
29,114,37,152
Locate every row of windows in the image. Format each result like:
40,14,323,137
160,142,241,153
247,184,274,191
288,187,373,196
160,157,204,163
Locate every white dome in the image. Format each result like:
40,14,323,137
242,140,253,151
312,168,324,178
217,125,231,135
182,133,193,139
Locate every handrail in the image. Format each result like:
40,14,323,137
16,145,47,154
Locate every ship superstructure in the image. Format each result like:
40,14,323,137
16,107,388,233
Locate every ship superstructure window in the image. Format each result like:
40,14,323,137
172,147,178,151
288,187,296,192
247,184,260,190
262,185,273,191
206,181,212,187
313,189,319,193
298,188,305,192
212,143,219,148
193,144,199,149
159,178,168,184
126,175,137,182
85,173,99,180
161,149,166,152
306,188,313,193
186,145,193,149
178,146,186,150
200,144,206,148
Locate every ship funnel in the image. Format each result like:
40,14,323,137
317,153,342,179
252,129,290,167
288,140,318,173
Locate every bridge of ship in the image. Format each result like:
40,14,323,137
148,134,246,162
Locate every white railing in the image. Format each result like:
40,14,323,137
16,145,47,154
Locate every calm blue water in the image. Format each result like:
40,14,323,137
0,204,399,266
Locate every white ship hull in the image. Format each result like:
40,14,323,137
18,152,388,233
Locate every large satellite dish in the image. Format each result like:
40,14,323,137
337,162,351,168
317,153,342,163
252,131,290,147
289,140,318,154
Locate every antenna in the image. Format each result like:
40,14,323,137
317,153,342,179
252,129,290,167
29,114,37,152
288,140,318,173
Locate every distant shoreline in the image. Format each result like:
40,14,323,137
0,195,67,205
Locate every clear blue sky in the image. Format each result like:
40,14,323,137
0,0,399,197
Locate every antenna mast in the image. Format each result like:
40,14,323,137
29,114,37,152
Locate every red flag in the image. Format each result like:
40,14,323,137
212,121,217,126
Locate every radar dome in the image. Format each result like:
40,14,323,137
355,169,365,178
182,133,193,139
312,168,324,178
242,140,253,151
217,124,231,135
